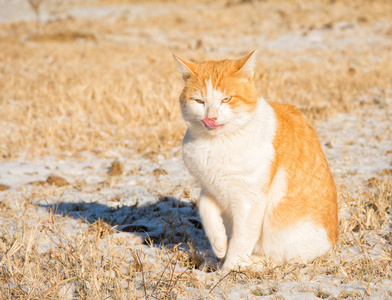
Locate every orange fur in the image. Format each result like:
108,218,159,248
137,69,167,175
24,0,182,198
268,102,338,246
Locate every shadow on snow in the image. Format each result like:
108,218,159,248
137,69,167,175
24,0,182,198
38,195,207,250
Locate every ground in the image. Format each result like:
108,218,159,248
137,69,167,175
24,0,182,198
0,0,391,299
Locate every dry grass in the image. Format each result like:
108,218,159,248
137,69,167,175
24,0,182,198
0,177,391,298
1,0,391,160
0,194,202,299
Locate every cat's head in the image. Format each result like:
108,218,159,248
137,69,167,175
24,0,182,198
174,51,259,136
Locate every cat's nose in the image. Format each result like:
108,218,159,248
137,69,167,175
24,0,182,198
205,117,217,123
206,107,218,120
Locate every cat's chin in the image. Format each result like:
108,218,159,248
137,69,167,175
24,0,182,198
202,123,225,134
190,125,225,136
205,128,224,136
204,125,223,131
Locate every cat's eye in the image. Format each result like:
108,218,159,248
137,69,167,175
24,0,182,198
221,97,232,103
192,98,205,104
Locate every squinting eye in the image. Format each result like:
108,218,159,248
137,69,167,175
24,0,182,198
221,97,232,103
192,98,205,104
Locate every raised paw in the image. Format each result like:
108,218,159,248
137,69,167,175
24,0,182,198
211,236,228,259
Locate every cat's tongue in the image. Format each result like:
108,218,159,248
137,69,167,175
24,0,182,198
201,118,220,130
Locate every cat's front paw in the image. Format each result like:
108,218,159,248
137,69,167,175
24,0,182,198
211,237,228,259
221,257,247,271
222,255,262,271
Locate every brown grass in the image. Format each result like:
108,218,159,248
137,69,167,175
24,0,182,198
0,171,390,298
1,0,391,160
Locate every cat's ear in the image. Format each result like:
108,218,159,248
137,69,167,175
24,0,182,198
173,54,197,82
235,49,257,80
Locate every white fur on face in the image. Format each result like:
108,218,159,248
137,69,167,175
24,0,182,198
181,77,254,135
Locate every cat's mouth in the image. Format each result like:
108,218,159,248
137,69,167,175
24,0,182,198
201,118,222,130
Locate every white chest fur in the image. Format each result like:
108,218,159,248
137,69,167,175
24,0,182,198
182,100,276,210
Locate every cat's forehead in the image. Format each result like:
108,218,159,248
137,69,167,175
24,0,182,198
194,59,239,80
187,60,241,94
191,77,226,101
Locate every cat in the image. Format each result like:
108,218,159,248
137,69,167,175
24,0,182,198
173,50,338,270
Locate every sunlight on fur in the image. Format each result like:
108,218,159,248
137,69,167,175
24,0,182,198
175,51,338,270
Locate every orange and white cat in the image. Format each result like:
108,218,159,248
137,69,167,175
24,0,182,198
174,50,338,270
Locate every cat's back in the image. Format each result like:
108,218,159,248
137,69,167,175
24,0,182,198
268,101,314,140
268,101,333,180
267,101,338,246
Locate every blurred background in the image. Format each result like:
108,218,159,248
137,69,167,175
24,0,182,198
1,0,391,161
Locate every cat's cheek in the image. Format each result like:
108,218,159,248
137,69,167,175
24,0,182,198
216,107,233,124
219,110,252,132
192,102,206,116
181,104,204,124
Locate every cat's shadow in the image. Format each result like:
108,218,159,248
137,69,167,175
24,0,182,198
38,196,208,251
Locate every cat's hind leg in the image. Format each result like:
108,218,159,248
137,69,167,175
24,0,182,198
198,193,228,259
261,218,333,263
260,195,334,263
